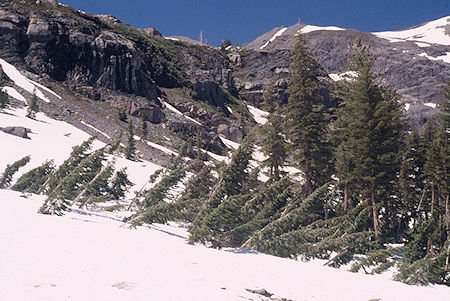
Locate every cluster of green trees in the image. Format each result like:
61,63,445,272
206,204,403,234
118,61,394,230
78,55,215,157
0,136,133,215
131,35,448,285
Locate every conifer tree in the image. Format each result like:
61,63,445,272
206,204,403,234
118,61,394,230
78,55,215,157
0,156,31,189
261,87,287,180
283,32,332,195
42,137,95,194
39,147,107,214
110,168,133,199
11,160,55,193
334,42,405,241
126,119,136,160
26,89,39,119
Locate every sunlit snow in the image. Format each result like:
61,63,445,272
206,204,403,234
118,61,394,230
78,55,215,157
0,58,53,102
374,16,450,46
300,25,345,34
247,104,268,125
260,27,288,50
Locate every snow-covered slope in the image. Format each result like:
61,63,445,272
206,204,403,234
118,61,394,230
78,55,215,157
374,16,450,46
1,189,449,301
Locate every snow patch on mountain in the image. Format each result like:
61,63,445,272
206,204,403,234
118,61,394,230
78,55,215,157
2,86,26,102
329,71,357,82
260,27,287,50
219,136,240,150
424,102,437,108
418,52,450,63
163,101,202,125
247,104,268,125
374,16,450,46
300,25,345,34
0,58,53,103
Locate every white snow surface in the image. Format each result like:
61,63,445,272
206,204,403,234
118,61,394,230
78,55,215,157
374,16,450,46
1,189,449,301
0,61,449,301
424,102,437,108
0,58,53,103
260,27,288,50
2,86,26,102
418,52,450,63
0,107,103,178
219,136,240,149
164,101,202,125
300,25,345,34
0,107,162,194
81,120,111,139
405,103,411,111
247,104,268,125
329,71,357,82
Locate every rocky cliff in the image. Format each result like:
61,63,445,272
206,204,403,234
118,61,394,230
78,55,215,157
0,0,250,164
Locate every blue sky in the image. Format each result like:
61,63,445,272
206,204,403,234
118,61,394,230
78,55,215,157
60,0,449,46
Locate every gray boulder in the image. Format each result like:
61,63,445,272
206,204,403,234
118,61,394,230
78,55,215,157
0,126,32,139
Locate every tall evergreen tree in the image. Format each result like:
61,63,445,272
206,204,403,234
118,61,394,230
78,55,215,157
261,87,287,180
126,119,136,160
26,89,39,119
334,42,405,241
283,32,332,195
0,156,31,189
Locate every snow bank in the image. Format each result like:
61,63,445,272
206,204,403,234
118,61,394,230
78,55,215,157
260,27,287,50
374,16,450,46
164,101,202,125
418,52,450,64
0,58,54,103
1,189,449,301
300,25,345,34
2,86,26,102
0,107,102,179
329,71,357,82
247,104,268,125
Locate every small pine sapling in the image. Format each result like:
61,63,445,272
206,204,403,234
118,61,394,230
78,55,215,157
26,89,39,119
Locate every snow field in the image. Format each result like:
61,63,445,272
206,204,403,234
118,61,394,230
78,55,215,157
300,25,345,34
260,27,288,50
0,58,59,103
374,16,450,46
247,104,268,125
1,190,449,301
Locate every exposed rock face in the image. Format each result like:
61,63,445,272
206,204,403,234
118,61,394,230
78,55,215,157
0,0,235,114
166,122,226,154
0,126,31,139
140,27,162,38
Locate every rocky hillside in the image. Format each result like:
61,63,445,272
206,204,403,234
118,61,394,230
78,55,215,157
1,0,447,166
0,0,251,166
241,16,450,128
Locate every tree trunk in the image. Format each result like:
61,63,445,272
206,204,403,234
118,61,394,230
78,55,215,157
446,195,449,234
371,180,379,242
431,182,435,214
343,182,349,213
